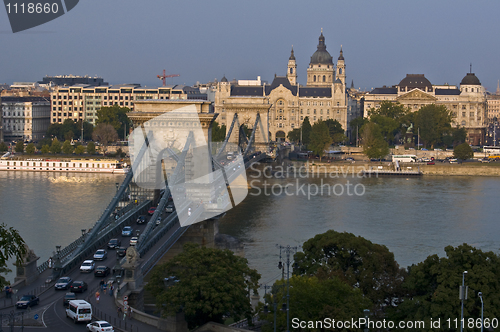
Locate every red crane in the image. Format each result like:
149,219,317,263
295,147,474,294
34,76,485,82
157,69,180,86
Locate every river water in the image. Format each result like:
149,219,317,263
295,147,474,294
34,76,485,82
0,168,499,286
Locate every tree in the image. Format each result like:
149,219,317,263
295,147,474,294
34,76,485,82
64,130,74,142
36,138,51,150
301,117,312,145
368,102,411,145
75,145,85,155
0,142,7,152
25,143,36,154
413,104,452,149
294,230,406,314
92,124,118,155
46,123,62,140
443,126,467,148
260,276,370,332
390,244,500,331
96,105,132,140
14,141,24,153
324,119,346,144
211,121,226,142
0,223,26,288
453,142,473,160
50,138,61,154
75,120,94,141
309,121,332,162
146,243,260,330
361,122,389,160
41,145,50,154
87,142,96,155
62,140,74,154
287,128,301,143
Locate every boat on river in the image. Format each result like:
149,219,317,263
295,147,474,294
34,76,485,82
0,158,129,174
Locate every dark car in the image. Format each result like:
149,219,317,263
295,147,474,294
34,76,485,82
148,207,156,215
70,280,88,293
116,247,127,257
16,295,39,309
165,204,175,213
55,277,73,290
94,266,110,277
107,238,121,249
62,292,76,307
136,215,146,224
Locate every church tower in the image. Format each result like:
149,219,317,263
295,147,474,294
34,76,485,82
336,46,346,86
287,46,297,85
307,29,334,87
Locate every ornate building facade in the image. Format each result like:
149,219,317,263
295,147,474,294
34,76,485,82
214,32,357,142
363,73,487,145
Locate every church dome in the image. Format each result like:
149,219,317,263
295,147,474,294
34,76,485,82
221,75,228,83
310,32,333,65
460,73,481,85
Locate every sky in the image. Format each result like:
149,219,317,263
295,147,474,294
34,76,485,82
1,0,500,92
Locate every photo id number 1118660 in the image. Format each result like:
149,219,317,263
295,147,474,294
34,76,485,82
5,2,59,14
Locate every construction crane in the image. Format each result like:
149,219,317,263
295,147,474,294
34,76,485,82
157,69,180,86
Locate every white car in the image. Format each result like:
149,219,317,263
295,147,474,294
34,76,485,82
130,237,138,246
86,320,114,332
80,260,95,273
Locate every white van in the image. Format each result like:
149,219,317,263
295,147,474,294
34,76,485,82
66,300,92,323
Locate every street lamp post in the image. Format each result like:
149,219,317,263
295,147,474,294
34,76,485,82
479,292,484,332
460,271,468,332
363,309,370,332
81,229,86,242
277,245,298,332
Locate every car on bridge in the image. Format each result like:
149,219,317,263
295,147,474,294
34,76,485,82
121,226,133,237
70,281,88,293
80,260,95,273
62,292,76,307
107,239,121,249
93,249,108,261
116,247,127,257
55,277,73,290
16,294,39,309
136,215,146,224
94,266,110,277
165,204,175,213
148,207,156,215
87,321,114,332
129,237,138,246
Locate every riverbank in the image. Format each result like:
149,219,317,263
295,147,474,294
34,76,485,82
282,161,500,177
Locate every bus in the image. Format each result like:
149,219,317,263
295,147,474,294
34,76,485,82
483,146,500,155
392,155,417,163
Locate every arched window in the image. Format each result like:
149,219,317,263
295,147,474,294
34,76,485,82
313,75,316,82
339,68,342,75
323,75,326,82
290,68,293,74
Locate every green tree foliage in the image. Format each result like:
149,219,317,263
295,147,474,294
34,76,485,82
287,128,301,143
25,143,36,154
361,122,389,160
324,119,346,144
309,121,332,161
414,104,452,148
0,142,7,152
41,145,50,154
76,120,94,141
50,138,61,154
74,145,85,155
453,142,474,160
46,123,62,140
294,230,406,313
211,121,226,142
62,140,74,154
391,244,500,331
14,141,24,153
64,130,74,142
260,276,370,332
96,105,131,140
301,117,312,145
368,102,411,144
443,126,468,148
92,123,118,155
146,243,260,330
87,142,96,155
46,119,81,141
36,138,51,150
0,223,26,287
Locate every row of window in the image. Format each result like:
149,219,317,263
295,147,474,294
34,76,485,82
2,112,31,117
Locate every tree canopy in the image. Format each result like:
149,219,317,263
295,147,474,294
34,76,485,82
324,119,346,144
62,140,74,154
453,142,474,160
361,122,389,160
0,223,26,287
96,105,131,140
368,102,411,145
46,119,93,141
14,141,24,153
87,141,96,155
211,121,226,142
92,123,118,154
287,128,301,143
25,143,35,154
301,117,312,145
413,104,453,149
50,138,61,154
146,243,260,330
309,121,332,161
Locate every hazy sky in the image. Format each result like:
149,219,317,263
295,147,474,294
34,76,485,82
2,0,500,92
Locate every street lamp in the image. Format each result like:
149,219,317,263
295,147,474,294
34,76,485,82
479,292,484,332
363,309,370,332
277,245,298,332
81,229,86,242
460,271,468,332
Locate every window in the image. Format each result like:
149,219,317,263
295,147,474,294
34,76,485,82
314,109,316,114
313,75,316,82
462,112,466,117
323,75,326,82
470,112,474,117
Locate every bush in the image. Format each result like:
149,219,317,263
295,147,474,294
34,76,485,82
25,143,36,154
14,141,24,153
453,142,473,160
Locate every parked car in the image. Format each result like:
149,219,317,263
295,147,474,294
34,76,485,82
93,249,108,261
62,292,76,307
107,239,121,249
86,321,114,332
116,247,127,257
136,215,146,224
70,280,88,293
80,260,95,273
148,207,156,215
16,294,39,309
55,277,73,290
129,237,138,246
427,161,435,165
121,226,133,237
94,266,110,277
